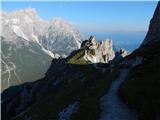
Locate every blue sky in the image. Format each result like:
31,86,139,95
1,1,159,51
2,1,158,33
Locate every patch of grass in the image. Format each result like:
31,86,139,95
15,65,120,120
67,49,96,65
70,67,120,120
67,49,89,65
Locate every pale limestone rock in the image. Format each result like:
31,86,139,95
82,36,115,63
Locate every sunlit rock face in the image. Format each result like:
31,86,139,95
142,2,160,46
81,36,115,63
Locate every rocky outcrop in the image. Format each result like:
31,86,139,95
69,36,115,64
112,48,129,64
142,2,160,46
119,48,128,58
84,36,115,63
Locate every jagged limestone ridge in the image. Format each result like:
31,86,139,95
68,36,115,64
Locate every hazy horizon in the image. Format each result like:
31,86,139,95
2,1,158,32
2,1,158,51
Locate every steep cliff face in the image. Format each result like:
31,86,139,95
142,2,160,45
119,2,160,120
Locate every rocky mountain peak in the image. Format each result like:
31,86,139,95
89,36,96,45
23,7,37,15
68,36,115,64
10,7,38,19
81,36,97,49
51,17,71,27
1,8,83,90
42,17,83,55
142,1,160,46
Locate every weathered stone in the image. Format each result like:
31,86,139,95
82,36,115,63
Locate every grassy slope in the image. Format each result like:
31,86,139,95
67,48,95,65
70,67,119,120
67,49,88,64
118,42,160,120
15,65,120,120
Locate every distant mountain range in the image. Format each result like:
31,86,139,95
1,8,83,90
2,2,160,120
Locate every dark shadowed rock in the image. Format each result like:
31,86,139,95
142,2,160,46
119,2,160,120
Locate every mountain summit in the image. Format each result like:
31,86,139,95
40,17,83,55
1,7,83,56
1,8,83,90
